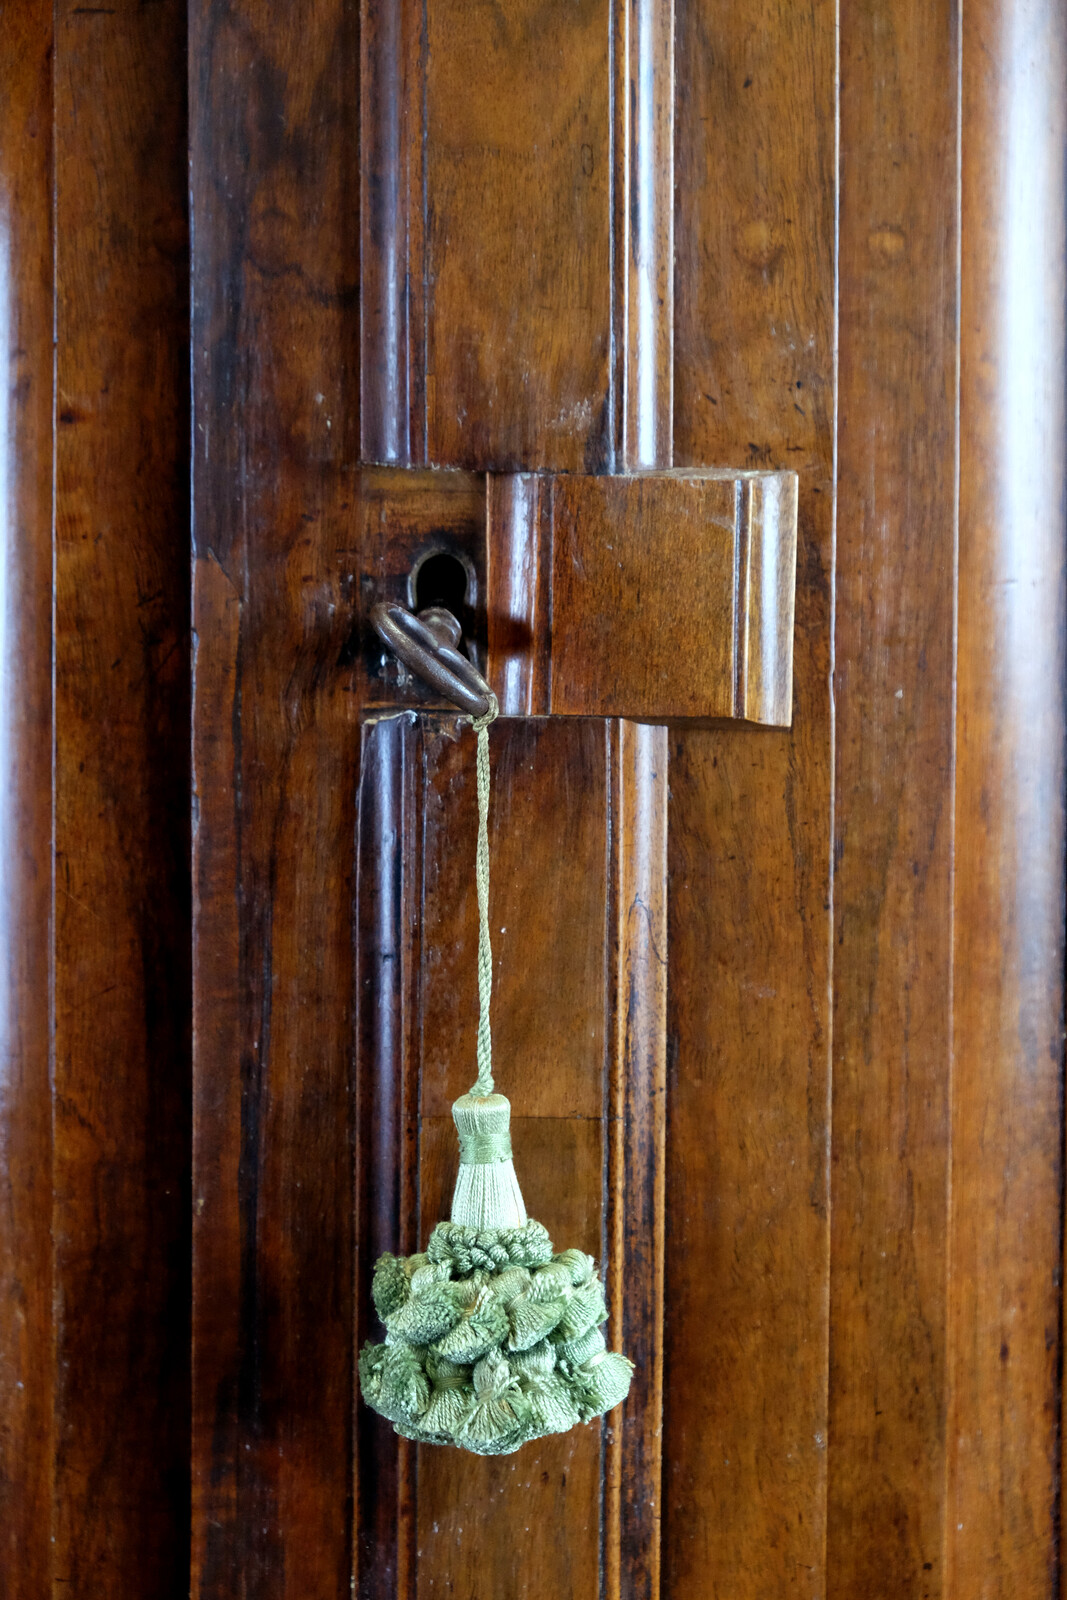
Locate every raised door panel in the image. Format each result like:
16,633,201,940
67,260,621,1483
0,11,56,1595
189,6,361,1594
360,0,672,471
2,1,1063,1598
354,714,666,1599
829,1,960,1586
183,3,1067,1600
668,1,836,1593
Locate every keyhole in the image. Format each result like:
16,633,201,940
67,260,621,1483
410,548,472,617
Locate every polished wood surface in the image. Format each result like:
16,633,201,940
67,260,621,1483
829,1,961,1587
352,463,797,725
188,5,360,1595
488,470,796,724
355,714,666,1597
668,2,836,1594
614,0,674,468
361,0,613,470
54,6,192,1586
0,8,55,1594
0,3,192,1595
604,720,667,1600
3,0,1065,1595
952,1,1065,1589
359,0,676,472
354,714,422,1599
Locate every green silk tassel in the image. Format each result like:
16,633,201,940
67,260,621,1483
358,701,633,1455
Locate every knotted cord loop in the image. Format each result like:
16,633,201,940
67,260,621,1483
470,693,499,1097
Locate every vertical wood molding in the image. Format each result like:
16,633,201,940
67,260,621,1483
613,0,674,469
189,552,243,1593
354,715,422,1600
830,0,961,1590
950,0,1066,1589
359,0,424,465
0,9,55,1595
486,474,553,718
739,474,798,726
604,720,667,1600
670,0,835,1593
189,4,361,1594
359,0,676,472
53,2,192,1593
351,717,666,1594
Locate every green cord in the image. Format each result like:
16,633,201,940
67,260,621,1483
470,695,499,1098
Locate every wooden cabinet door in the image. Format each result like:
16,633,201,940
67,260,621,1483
2,2,1064,1598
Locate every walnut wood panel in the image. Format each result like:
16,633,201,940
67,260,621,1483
53,3,191,1594
487,469,797,725
829,3,961,1591
425,0,611,472
360,0,610,471
668,3,836,1597
359,0,675,473
0,9,54,1595
950,1,1065,1590
2,2,1063,1595
354,716,666,1597
419,718,607,1123
353,464,797,726
189,5,361,1596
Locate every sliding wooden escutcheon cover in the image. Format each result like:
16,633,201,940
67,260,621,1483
356,465,798,725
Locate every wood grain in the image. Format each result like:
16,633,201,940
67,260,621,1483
419,718,607,1123
53,2,191,1592
189,5,361,1595
668,1,836,1596
359,0,682,474
484,474,555,718
603,721,667,1600
949,0,1066,1591
613,0,674,468
486,469,797,725
547,472,795,725
0,9,54,1595
360,0,612,471
355,715,423,1600
352,463,798,726
353,716,666,1595
829,2,960,1590
425,0,612,471
359,0,423,465
0,0,1059,1594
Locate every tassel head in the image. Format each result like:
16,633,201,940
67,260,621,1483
450,1093,528,1230
359,1215,633,1454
